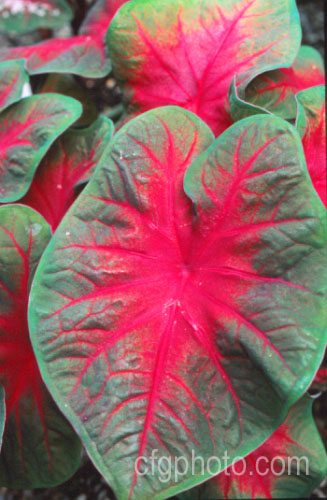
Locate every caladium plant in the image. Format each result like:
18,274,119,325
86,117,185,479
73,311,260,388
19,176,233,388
29,107,327,499
178,395,327,499
0,204,82,488
0,0,128,77
0,0,325,498
107,0,301,135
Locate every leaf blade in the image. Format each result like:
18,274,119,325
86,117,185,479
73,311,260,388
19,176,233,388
0,204,82,488
0,93,82,202
29,108,327,499
108,0,301,135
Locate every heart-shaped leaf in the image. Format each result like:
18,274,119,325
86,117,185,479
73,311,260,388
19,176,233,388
229,45,325,121
0,93,82,203
21,116,114,230
178,395,327,499
29,108,327,499
0,0,128,77
0,0,73,33
107,0,301,136
296,85,326,207
0,204,81,487
0,59,29,113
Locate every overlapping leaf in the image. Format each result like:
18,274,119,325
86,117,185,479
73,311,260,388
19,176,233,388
178,395,327,499
29,108,327,500
0,0,72,33
0,59,29,113
107,0,301,135
0,205,81,487
0,93,82,203
0,0,127,77
21,116,114,230
39,73,98,127
230,45,325,121
296,85,326,206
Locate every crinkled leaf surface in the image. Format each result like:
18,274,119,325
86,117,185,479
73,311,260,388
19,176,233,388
107,0,301,136
178,395,327,499
0,93,82,203
0,0,72,33
0,205,81,487
0,59,29,113
230,45,325,121
39,73,98,127
0,0,127,77
21,116,114,231
29,108,327,500
296,85,326,207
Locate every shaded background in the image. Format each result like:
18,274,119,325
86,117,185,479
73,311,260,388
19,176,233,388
0,0,325,499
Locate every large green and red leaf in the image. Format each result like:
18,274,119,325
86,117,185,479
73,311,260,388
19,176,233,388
296,85,326,207
0,205,81,487
21,116,114,230
0,59,29,113
0,0,72,33
0,0,127,77
29,108,327,499
0,93,82,203
107,0,301,135
230,45,325,121
178,395,327,499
